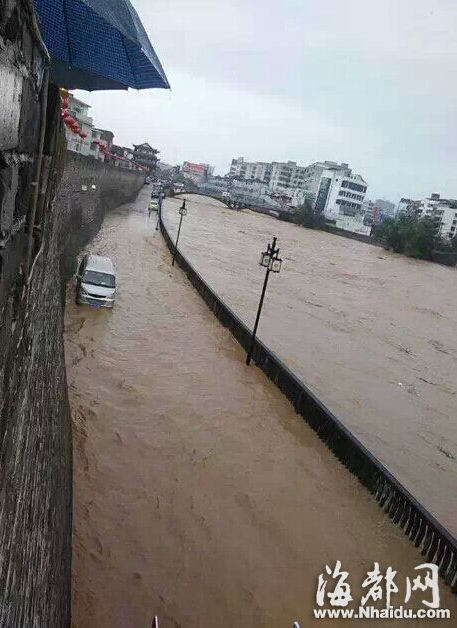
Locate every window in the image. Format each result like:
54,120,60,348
83,271,115,288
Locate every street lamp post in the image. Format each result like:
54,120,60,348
246,236,282,366
172,199,187,266
155,191,163,231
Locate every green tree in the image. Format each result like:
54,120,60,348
293,199,325,229
404,217,436,259
378,215,437,260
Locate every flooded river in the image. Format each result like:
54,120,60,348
66,189,456,627
163,195,457,538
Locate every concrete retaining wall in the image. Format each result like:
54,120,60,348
160,212,457,594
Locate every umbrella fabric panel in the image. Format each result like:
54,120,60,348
50,59,129,90
67,0,136,87
35,0,71,64
123,38,169,89
120,0,169,86
33,0,170,90
79,0,138,43
80,0,169,87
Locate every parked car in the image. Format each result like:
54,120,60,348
148,198,159,212
76,255,116,308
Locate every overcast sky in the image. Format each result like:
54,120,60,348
75,0,457,202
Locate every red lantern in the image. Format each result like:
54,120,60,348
79,132,87,139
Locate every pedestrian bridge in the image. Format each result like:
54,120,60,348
173,190,288,216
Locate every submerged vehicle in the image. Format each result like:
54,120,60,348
76,255,116,308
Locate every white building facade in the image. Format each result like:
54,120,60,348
66,95,93,156
315,168,368,220
418,195,457,240
228,157,360,200
396,194,457,240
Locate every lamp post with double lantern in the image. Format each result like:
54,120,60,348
172,199,187,266
246,236,282,366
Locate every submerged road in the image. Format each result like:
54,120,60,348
66,189,456,627
163,195,457,537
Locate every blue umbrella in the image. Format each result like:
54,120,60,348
33,0,170,90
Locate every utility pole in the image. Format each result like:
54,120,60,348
246,237,282,366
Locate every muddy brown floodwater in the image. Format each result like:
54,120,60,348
163,195,457,538
66,189,456,628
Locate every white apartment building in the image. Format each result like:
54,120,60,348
229,158,307,191
228,157,357,199
89,128,104,161
418,194,457,240
438,205,457,240
315,168,368,220
396,198,421,216
300,161,351,196
229,157,271,182
396,194,457,240
66,95,93,156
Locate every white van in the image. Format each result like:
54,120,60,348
76,254,116,308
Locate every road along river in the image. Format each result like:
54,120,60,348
162,195,457,538
66,189,456,627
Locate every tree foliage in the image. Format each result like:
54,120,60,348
293,199,325,229
377,215,448,260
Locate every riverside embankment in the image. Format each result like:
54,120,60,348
162,195,457,539
66,188,457,628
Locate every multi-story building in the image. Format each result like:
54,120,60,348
397,194,457,240
88,128,104,160
228,157,358,199
299,161,351,196
98,129,114,150
418,194,457,240
315,168,368,220
229,157,271,182
229,158,306,191
66,94,94,156
396,198,422,217
181,161,214,183
268,161,306,192
133,143,159,173
111,145,137,169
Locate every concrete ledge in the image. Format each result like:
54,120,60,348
160,213,457,594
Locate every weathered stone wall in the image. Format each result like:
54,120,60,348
58,152,144,282
0,2,73,627
0,4,144,626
